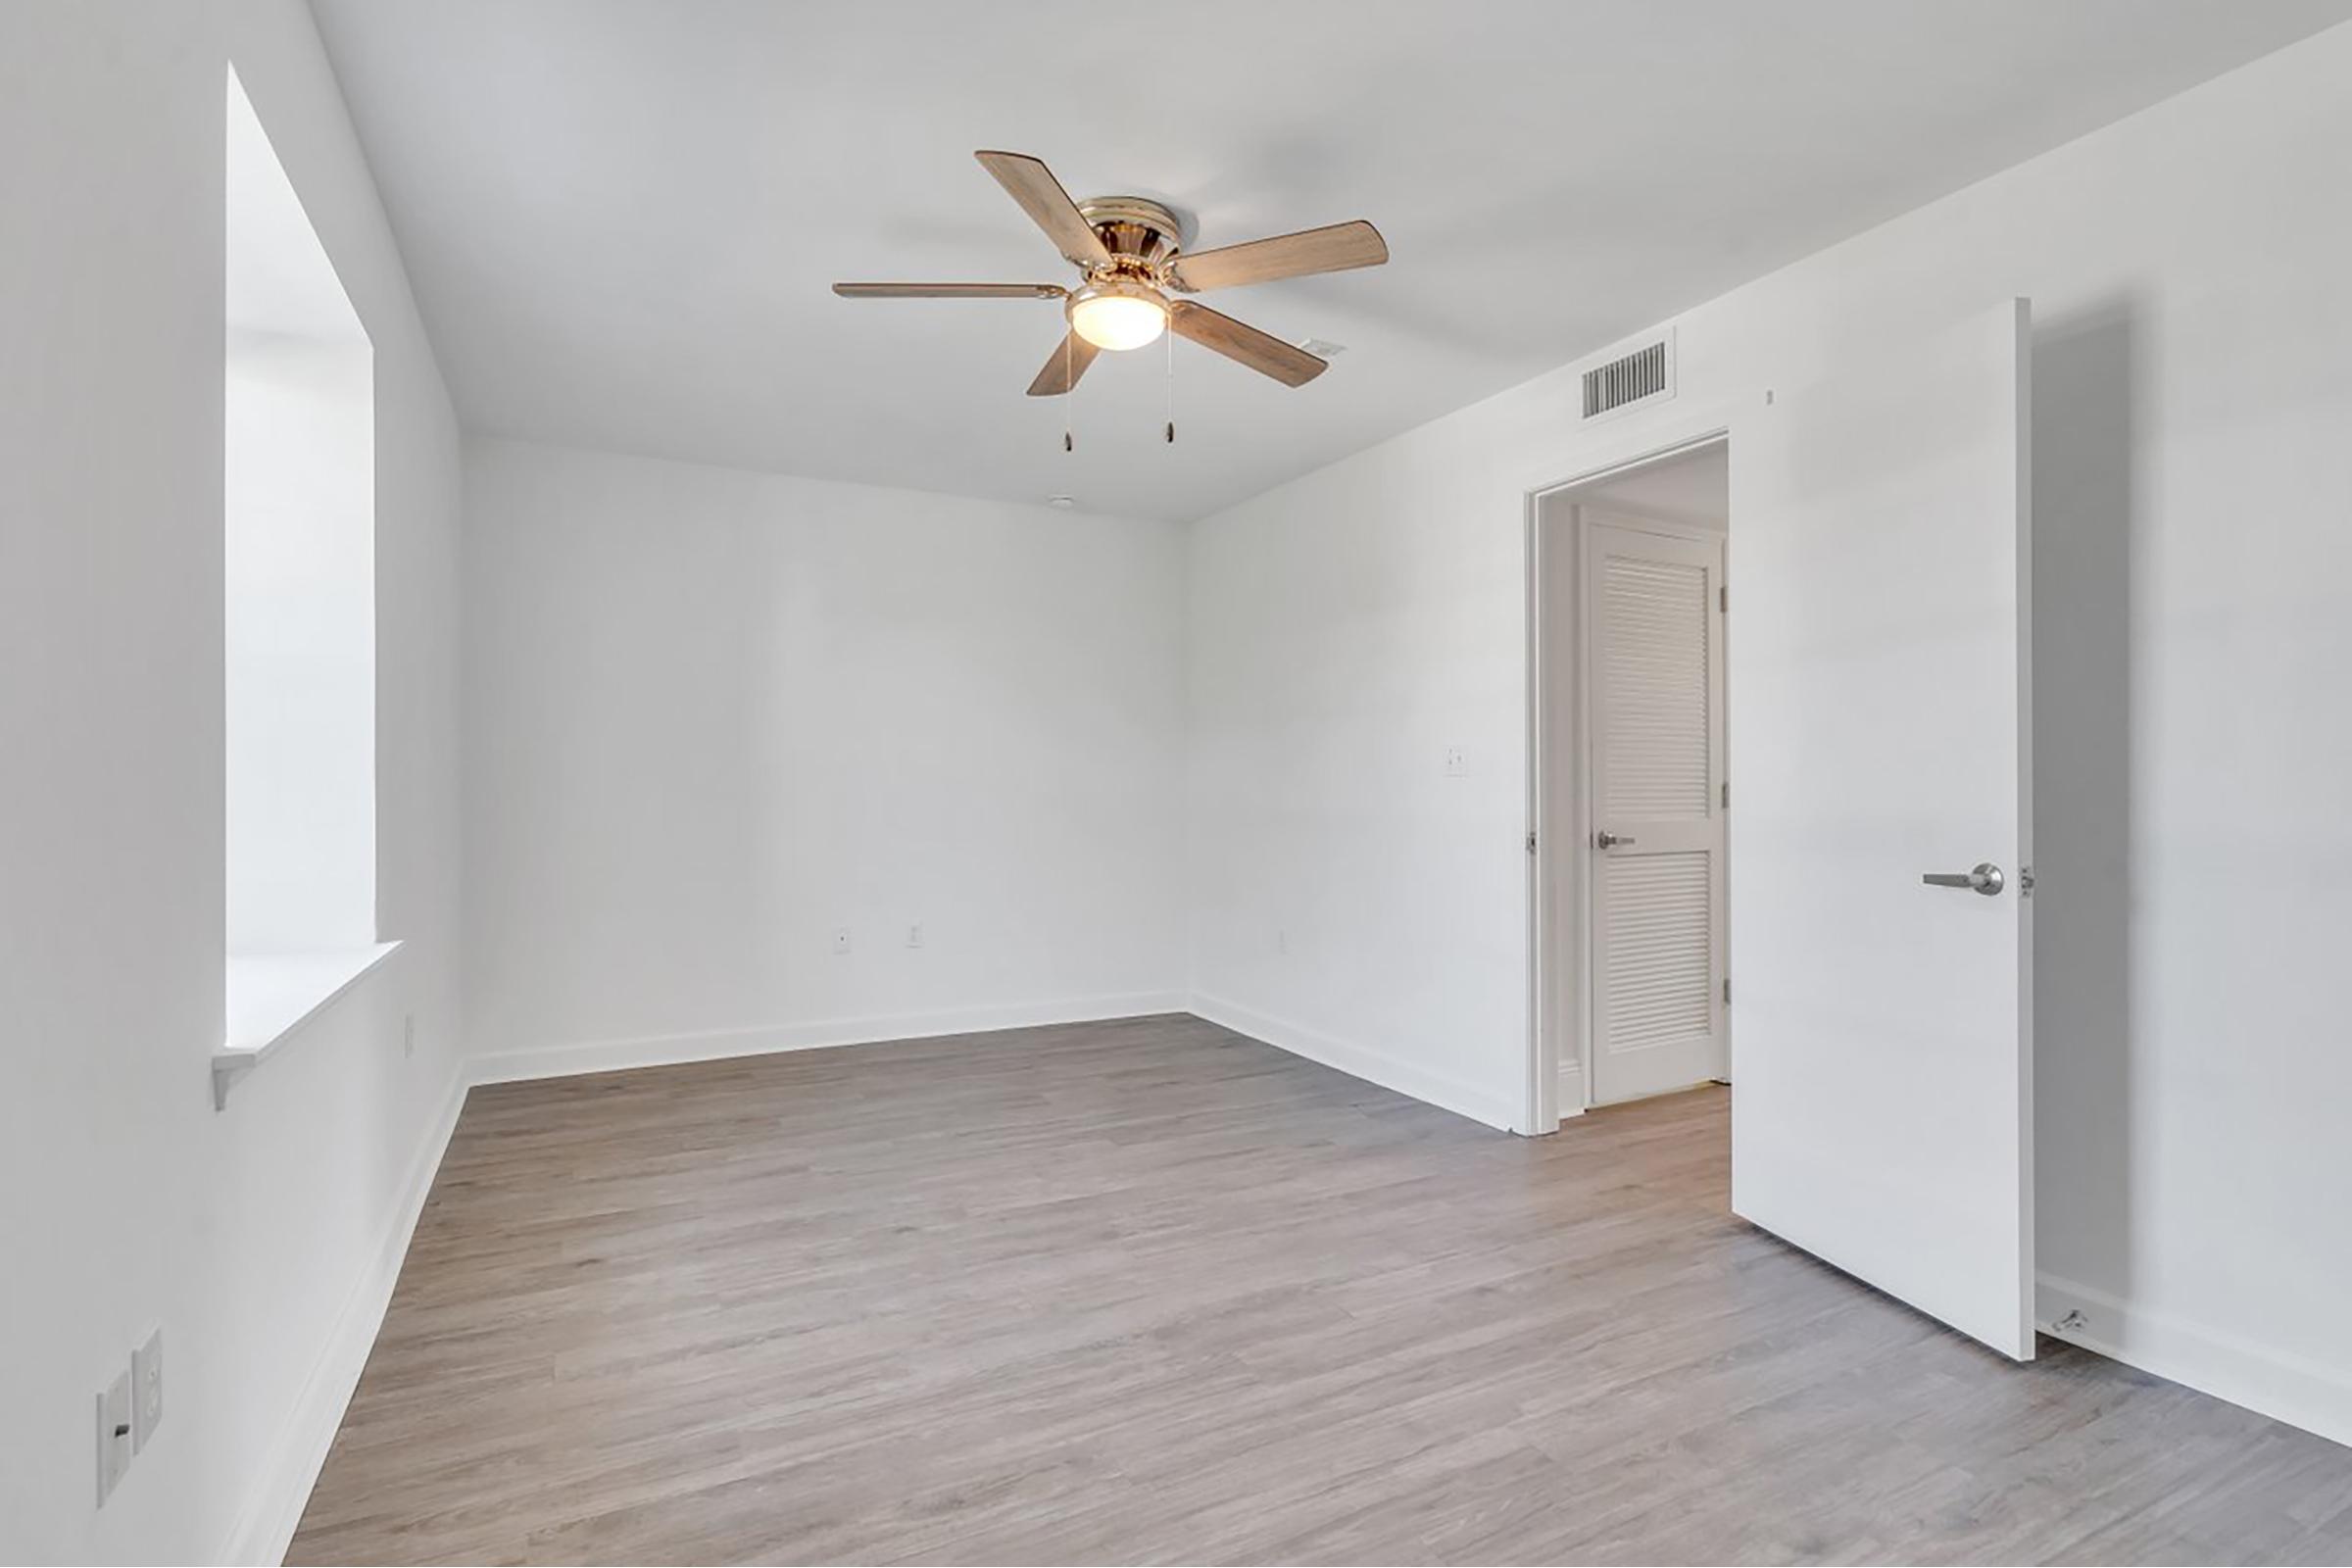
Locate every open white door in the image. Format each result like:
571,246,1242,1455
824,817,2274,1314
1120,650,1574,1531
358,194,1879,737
1728,299,2034,1359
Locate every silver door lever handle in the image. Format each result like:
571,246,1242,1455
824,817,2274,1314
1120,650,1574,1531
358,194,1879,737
1923,862,2004,896
1595,831,1636,849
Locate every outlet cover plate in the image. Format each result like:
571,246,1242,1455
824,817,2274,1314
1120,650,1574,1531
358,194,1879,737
131,1329,163,1452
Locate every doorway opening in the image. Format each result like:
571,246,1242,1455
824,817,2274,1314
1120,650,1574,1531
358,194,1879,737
1531,436,1730,1126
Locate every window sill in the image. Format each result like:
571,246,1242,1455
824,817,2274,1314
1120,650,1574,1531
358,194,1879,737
214,942,401,1109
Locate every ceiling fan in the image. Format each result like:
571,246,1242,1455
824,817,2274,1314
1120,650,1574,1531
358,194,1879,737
834,151,1387,402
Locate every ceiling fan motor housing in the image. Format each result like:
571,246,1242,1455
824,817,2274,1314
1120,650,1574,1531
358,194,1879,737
1077,196,1185,275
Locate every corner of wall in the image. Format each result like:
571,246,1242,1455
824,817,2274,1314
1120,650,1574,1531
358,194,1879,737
1186,992,1520,1133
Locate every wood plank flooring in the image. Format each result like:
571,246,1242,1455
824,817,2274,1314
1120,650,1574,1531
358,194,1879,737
290,1014,2352,1565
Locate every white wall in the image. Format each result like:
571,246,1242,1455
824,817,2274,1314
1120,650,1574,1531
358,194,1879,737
462,438,1187,1079
0,2,466,1562
1187,22,2352,1441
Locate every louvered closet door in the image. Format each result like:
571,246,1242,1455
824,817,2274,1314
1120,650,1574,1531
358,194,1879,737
1587,518,1729,1105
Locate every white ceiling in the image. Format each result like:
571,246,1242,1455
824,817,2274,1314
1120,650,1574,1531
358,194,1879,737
312,0,2352,522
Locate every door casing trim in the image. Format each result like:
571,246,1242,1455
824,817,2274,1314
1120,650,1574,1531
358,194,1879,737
1523,426,1731,1135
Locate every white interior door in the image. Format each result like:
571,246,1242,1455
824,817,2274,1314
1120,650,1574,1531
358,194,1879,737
1586,516,1728,1105
1727,299,2034,1359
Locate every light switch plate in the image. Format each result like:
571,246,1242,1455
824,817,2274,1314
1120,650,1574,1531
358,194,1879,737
96,1369,131,1505
131,1329,163,1452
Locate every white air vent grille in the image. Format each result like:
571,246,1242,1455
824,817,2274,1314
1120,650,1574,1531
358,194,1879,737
1582,334,1674,420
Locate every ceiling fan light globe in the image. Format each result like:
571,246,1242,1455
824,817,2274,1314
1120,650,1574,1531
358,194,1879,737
1067,285,1167,352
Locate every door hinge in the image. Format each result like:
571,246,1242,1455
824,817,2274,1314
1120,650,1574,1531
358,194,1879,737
1719,584,1728,612
1723,976,1731,1004
1721,780,1730,808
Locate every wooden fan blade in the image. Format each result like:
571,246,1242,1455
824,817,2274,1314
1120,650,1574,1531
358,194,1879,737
1169,220,1388,293
833,282,1065,299
1169,302,1326,387
975,151,1112,270
1026,331,1102,397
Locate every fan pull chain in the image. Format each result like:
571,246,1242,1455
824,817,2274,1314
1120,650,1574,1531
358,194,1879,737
1164,320,1175,444
1063,333,1074,453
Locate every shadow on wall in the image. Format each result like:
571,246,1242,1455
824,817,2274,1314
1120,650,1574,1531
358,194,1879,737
2030,297,2138,1313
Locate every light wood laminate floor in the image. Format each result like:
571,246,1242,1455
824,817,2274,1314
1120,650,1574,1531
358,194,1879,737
291,1014,2352,1565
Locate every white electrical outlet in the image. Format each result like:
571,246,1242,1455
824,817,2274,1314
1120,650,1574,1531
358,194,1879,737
1444,745,1469,776
131,1329,163,1452
831,927,852,956
906,923,923,949
95,1369,131,1505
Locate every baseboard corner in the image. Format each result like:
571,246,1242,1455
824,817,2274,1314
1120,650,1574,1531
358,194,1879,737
1186,990,1519,1132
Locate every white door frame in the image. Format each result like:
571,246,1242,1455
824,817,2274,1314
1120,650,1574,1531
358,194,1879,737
1524,426,1730,1134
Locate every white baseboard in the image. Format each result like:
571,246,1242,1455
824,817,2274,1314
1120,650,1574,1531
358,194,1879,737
1187,991,1519,1132
468,990,1193,1085
2038,1272,2352,1450
219,1067,469,1566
